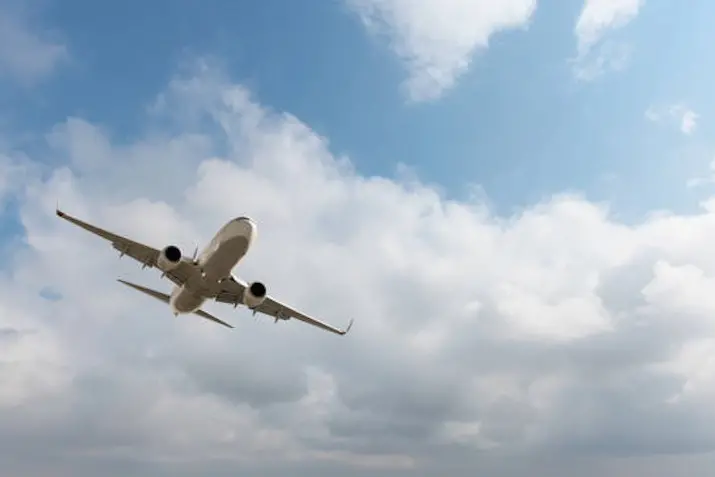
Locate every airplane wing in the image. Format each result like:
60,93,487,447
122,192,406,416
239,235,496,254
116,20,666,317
214,277,353,336
56,209,194,286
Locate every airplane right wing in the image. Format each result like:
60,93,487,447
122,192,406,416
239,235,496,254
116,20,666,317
56,209,194,287
214,277,353,336
255,295,354,336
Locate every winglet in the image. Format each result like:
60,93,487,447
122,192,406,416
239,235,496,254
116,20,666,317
343,319,354,335
55,201,65,218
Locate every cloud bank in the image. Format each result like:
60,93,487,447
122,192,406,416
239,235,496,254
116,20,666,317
3,61,715,475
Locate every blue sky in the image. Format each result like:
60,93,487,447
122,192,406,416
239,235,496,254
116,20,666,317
3,0,714,221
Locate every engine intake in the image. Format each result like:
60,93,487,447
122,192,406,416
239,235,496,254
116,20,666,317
157,245,182,271
244,281,267,308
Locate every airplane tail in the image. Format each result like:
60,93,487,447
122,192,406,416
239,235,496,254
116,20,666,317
116,279,234,329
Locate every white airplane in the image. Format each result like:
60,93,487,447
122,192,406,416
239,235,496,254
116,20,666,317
56,209,353,336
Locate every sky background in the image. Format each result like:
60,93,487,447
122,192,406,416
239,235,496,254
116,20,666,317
2,0,715,476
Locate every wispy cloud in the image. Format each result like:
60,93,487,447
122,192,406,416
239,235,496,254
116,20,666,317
0,3,68,85
347,0,537,103
645,103,699,135
572,0,645,80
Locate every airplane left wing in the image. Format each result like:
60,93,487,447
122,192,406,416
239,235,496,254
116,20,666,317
214,277,353,336
56,209,193,286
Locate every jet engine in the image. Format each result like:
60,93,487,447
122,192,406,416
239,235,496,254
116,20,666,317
157,245,182,271
243,281,267,308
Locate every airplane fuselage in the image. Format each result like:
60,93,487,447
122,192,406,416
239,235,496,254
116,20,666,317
169,216,256,315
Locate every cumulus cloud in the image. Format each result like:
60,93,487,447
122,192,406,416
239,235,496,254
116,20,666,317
646,103,699,135
572,0,645,80
0,1,68,85
4,60,715,475
346,0,537,102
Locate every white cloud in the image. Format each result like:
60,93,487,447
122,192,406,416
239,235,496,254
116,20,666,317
681,110,699,135
646,103,699,135
0,2,68,85
0,151,36,209
346,0,537,102
575,0,644,53
572,0,645,80
5,61,715,475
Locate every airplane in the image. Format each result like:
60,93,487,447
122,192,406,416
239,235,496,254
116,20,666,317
55,208,353,336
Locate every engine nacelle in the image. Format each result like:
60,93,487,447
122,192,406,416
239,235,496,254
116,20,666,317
157,245,182,271
243,281,267,308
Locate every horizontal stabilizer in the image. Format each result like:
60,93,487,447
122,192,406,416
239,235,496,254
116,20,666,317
193,308,234,329
117,279,233,329
117,278,170,303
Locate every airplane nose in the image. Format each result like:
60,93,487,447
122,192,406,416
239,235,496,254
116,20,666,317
238,217,257,239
